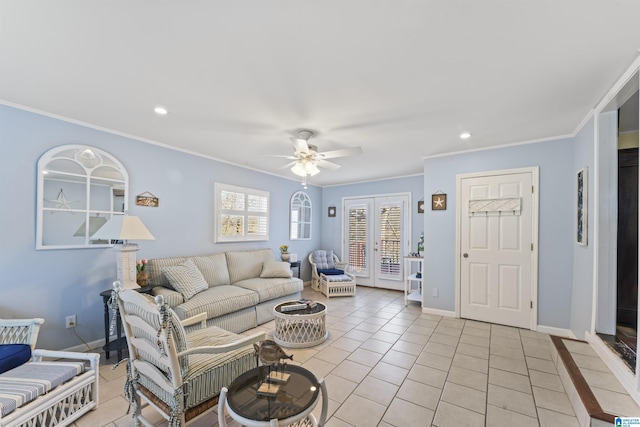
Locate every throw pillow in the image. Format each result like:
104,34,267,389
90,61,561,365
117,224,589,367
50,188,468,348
260,261,293,278
162,259,208,300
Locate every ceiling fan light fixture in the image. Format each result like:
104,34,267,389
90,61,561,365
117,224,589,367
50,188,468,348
291,162,307,177
291,159,320,177
304,160,320,176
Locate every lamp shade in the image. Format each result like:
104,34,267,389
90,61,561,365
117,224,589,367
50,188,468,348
91,215,155,241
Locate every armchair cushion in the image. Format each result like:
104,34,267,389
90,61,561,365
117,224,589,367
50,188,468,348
0,344,31,374
313,250,335,269
162,259,209,300
317,268,345,276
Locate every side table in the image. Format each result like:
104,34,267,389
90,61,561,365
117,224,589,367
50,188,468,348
219,364,328,426
289,260,301,278
100,285,153,360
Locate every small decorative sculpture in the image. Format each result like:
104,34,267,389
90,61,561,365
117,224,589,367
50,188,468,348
254,340,293,392
254,340,293,365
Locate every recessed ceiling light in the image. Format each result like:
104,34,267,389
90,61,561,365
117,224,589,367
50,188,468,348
460,132,472,140
154,106,168,115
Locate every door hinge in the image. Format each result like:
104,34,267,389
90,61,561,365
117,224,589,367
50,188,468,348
531,243,534,251
530,301,533,309
531,185,534,193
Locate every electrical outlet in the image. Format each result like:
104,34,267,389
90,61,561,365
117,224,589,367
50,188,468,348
432,288,438,298
65,315,76,329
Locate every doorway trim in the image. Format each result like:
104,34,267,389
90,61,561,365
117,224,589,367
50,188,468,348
591,60,640,399
455,166,540,330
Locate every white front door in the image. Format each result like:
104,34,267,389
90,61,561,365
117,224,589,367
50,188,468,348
458,168,538,329
344,194,410,291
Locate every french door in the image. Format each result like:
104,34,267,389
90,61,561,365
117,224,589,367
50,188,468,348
343,194,410,291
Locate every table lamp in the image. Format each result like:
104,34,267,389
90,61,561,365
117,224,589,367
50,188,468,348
92,215,155,289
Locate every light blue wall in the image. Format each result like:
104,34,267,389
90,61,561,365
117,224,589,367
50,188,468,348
423,139,575,329
570,117,596,339
0,105,322,350
320,176,424,259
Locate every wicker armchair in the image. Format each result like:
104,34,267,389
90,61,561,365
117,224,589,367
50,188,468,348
0,318,44,351
112,282,265,427
308,250,356,298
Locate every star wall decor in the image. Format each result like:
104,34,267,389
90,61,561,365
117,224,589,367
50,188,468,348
45,188,79,212
431,193,447,210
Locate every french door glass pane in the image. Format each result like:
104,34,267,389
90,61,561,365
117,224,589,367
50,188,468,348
348,206,368,274
378,204,401,277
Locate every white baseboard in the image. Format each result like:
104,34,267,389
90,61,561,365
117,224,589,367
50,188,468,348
62,338,104,353
536,325,575,338
422,307,457,317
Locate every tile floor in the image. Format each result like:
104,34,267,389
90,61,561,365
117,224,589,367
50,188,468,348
77,286,586,427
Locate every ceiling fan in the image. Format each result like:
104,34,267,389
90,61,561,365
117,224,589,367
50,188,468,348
273,130,363,180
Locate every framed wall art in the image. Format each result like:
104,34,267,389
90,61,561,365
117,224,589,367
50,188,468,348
577,168,587,245
136,191,159,207
432,193,447,210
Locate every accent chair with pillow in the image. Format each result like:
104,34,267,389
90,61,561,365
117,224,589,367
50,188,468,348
309,250,356,298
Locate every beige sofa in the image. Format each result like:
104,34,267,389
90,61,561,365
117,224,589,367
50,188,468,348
146,249,303,333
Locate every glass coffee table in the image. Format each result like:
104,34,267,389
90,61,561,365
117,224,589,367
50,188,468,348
223,365,323,425
273,301,327,348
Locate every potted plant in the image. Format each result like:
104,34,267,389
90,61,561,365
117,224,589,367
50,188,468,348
136,258,149,287
279,245,290,261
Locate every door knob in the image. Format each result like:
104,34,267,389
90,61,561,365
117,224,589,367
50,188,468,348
463,253,469,258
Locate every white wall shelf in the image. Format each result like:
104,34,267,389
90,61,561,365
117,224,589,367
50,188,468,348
404,256,423,306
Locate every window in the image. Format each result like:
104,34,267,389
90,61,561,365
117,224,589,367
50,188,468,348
215,183,269,242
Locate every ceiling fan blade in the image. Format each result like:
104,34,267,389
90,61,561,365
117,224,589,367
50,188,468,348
265,154,298,159
316,159,342,170
279,161,298,170
317,146,363,159
290,137,310,154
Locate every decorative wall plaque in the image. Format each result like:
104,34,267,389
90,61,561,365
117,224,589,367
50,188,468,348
431,193,447,210
136,192,159,207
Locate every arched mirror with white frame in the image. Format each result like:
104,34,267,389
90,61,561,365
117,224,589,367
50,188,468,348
36,145,129,250
290,191,312,240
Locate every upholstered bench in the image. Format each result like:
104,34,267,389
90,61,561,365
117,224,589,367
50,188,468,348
0,360,84,417
0,350,99,427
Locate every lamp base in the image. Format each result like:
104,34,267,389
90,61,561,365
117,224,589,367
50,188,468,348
115,243,139,290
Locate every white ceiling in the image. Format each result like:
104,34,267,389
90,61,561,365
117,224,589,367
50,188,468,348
2,1,640,186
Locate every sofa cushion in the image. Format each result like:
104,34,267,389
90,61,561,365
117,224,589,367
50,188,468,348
147,256,187,288
260,261,293,278
172,285,259,320
151,286,185,307
191,253,231,287
226,249,275,283
162,259,209,300
0,344,31,375
313,250,335,269
234,277,304,303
